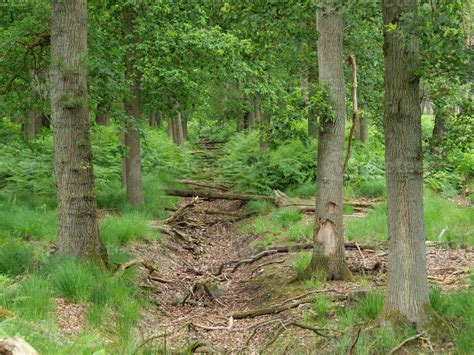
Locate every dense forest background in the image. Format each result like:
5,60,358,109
0,0,472,354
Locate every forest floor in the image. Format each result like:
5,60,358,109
112,141,473,353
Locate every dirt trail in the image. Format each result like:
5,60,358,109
130,140,473,353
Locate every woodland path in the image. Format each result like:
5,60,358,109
129,140,473,354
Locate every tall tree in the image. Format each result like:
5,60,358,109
123,6,144,205
307,2,351,280
50,0,106,262
382,0,429,324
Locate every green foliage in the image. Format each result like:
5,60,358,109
307,84,336,125
245,200,273,214
271,208,302,228
8,275,53,321
287,222,312,242
311,295,332,326
0,241,36,277
430,288,474,353
293,252,311,277
347,191,473,246
353,179,386,198
0,205,56,242
217,132,316,194
99,212,155,245
352,293,384,321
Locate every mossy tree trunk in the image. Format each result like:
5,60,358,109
308,2,351,280
50,0,107,263
382,0,429,326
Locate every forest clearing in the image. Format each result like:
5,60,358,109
0,0,473,354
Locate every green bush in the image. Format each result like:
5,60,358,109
217,132,317,194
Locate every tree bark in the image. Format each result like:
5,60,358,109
123,6,144,205
429,110,446,153
307,2,351,280
50,0,106,262
382,0,429,325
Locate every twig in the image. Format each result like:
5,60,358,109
286,322,330,337
388,332,425,355
347,327,362,355
355,242,367,270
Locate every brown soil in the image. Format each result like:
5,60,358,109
128,194,473,353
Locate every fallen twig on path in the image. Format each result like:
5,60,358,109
388,332,425,355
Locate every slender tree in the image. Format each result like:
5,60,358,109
123,6,144,205
307,2,351,280
50,0,106,262
382,0,429,325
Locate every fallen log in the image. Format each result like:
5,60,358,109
176,179,229,191
164,189,274,202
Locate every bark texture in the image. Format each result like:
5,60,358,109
382,0,429,325
123,6,144,205
308,3,351,280
50,0,106,262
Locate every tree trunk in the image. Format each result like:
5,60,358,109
308,3,351,280
175,111,185,147
382,0,429,326
182,112,188,140
26,109,43,139
429,110,446,153
167,116,174,141
25,68,46,138
123,6,144,206
50,0,106,262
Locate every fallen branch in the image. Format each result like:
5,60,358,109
388,332,425,355
232,297,314,319
165,188,274,202
286,322,330,337
176,179,228,191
